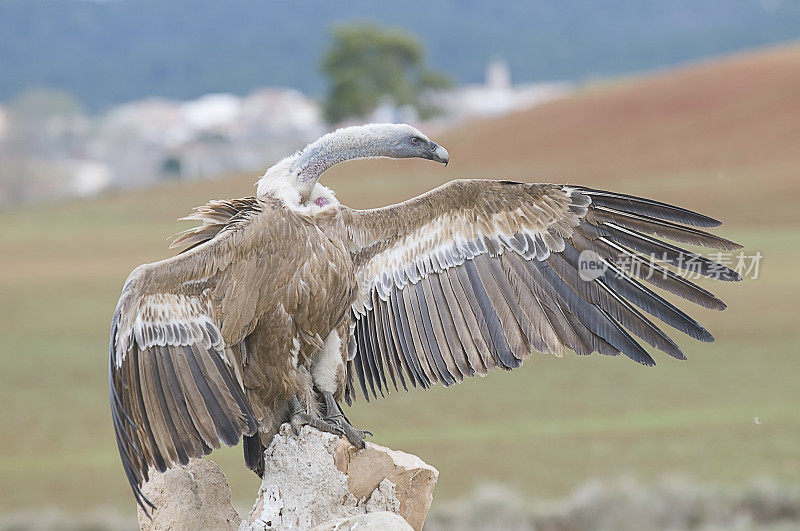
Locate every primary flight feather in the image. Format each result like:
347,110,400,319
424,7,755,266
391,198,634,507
109,123,740,512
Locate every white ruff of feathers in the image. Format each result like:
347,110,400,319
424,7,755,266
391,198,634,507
255,152,339,214
255,123,423,213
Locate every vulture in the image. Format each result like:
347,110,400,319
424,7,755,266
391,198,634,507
110,123,741,513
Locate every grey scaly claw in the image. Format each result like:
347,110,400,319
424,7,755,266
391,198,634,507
289,395,344,436
320,391,373,450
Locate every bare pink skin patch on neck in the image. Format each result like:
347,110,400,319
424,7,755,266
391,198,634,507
314,197,329,207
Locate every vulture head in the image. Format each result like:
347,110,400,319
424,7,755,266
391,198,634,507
367,123,450,165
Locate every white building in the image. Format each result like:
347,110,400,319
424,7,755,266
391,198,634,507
0,105,8,143
431,59,572,120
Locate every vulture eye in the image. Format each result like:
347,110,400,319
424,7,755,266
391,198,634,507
410,136,420,145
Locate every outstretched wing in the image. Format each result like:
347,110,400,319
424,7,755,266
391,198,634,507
340,179,740,402
109,201,279,513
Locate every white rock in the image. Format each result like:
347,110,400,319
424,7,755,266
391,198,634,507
311,511,413,530
241,424,438,530
241,425,361,530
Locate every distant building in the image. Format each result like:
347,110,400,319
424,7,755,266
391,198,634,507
0,105,8,143
67,159,112,197
181,94,241,134
486,58,511,91
430,59,572,121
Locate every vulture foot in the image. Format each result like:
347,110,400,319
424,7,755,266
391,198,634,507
289,395,344,437
321,391,372,450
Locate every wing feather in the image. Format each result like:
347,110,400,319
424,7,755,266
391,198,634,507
444,268,494,374
158,350,209,456
483,254,542,356
366,305,388,396
144,349,184,465
429,274,474,378
375,294,404,392
351,328,371,402
421,278,465,382
435,271,485,376
463,258,521,369
578,221,741,281
340,180,739,401
500,252,565,355
453,264,500,371
389,287,428,388
588,206,740,250
110,244,261,513
400,286,438,385
548,244,683,358
577,187,722,227
570,230,727,311
411,282,456,385
355,317,378,399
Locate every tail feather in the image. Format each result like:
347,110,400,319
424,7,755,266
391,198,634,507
243,433,265,477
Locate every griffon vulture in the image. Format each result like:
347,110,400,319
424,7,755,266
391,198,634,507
110,123,741,512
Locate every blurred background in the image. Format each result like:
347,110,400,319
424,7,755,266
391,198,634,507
1,1,799,529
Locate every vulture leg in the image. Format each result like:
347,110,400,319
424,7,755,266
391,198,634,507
288,395,344,437
321,391,371,450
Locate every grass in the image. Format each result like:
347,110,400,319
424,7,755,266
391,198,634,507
1,44,799,520
0,173,796,518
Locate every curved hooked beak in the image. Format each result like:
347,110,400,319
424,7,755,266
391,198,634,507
428,141,450,166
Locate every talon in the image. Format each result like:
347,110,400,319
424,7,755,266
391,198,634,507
290,416,302,436
319,391,373,450
289,395,344,437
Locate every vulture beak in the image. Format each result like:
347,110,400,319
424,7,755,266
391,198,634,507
429,142,450,166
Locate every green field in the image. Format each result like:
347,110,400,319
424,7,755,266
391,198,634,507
0,172,797,519
2,47,799,520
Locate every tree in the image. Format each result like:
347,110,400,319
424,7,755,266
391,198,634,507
321,24,451,124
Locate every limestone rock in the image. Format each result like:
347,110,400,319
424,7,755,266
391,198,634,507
334,439,439,531
311,511,413,530
134,425,437,530
242,425,360,530
137,458,240,531
241,424,438,530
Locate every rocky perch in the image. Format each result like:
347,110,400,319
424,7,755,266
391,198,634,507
137,425,438,531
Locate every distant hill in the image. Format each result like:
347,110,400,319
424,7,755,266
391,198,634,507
1,0,800,110
328,44,800,228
